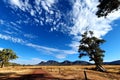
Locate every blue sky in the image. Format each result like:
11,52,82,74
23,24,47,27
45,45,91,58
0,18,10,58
0,0,120,64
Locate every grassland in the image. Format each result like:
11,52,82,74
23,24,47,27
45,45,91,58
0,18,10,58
0,65,120,80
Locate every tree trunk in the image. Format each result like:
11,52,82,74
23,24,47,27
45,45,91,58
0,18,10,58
93,59,106,72
96,64,106,72
1,61,4,68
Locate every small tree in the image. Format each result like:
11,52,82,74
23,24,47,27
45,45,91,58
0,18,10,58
0,49,18,68
78,31,106,72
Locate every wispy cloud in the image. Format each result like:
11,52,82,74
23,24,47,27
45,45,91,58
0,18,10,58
10,0,22,8
11,58,45,65
0,16,75,59
9,0,31,11
0,19,37,40
2,0,120,59
55,54,66,59
0,34,76,59
0,19,4,24
71,0,111,38
68,0,120,50
6,0,70,32
26,43,77,59
24,34,37,39
0,34,26,43
0,19,22,35
6,0,120,39
9,0,56,16
26,43,59,53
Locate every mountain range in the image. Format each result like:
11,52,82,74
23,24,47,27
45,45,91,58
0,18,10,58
38,60,91,65
104,60,120,65
37,60,120,65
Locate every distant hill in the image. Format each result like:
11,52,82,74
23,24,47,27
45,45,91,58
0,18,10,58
60,60,72,65
38,60,91,65
38,60,120,65
38,60,59,65
104,60,120,65
73,60,91,65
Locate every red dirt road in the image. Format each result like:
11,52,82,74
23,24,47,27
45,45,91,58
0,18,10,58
4,68,59,80
18,68,59,80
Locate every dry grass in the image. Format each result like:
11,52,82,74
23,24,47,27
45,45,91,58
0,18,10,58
0,65,120,80
0,66,40,78
40,65,120,80
104,65,120,73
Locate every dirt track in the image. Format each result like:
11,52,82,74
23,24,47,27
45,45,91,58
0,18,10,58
1,68,58,80
16,68,58,80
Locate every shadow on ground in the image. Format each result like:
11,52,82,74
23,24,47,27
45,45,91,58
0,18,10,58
0,68,89,80
0,73,86,80
0,73,60,80
0,73,91,80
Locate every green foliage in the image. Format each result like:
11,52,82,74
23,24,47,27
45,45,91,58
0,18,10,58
0,49,18,68
96,0,120,17
78,31,105,69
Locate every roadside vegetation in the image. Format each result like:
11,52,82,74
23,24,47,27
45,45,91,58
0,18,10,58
0,49,18,68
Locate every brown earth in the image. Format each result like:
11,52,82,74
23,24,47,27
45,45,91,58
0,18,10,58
0,68,59,80
0,65,119,80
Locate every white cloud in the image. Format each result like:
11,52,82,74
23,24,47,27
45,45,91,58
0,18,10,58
31,58,46,64
8,0,119,39
41,0,56,14
107,9,120,21
0,47,3,50
3,0,120,60
0,34,25,43
11,58,45,65
30,9,35,16
9,22,22,32
62,50,76,55
55,49,77,59
24,34,37,39
71,0,120,38
3,30,14,34
0,19,4,24
50,27,57,31
56,54,66,59
41,1,49,12
26,43,77,56
26,43,59,52
0,33,76,59
71,0,111,38
9,0,56,15
69,41,80,51
0,20,22,34
69,0,120,50
10,0,22,9
9,0,34,16
7,0,60,27
46,0,56,6
35,0,41,6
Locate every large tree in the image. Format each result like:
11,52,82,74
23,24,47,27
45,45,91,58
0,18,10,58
0,49,18,68
78,31,106,72
96,0,120,17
